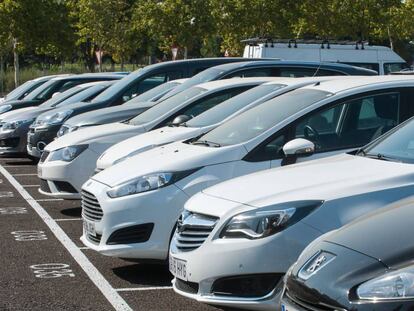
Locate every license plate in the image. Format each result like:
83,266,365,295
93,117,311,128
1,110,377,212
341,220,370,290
83,220,96,236
169,256,188,281
37,165,42,178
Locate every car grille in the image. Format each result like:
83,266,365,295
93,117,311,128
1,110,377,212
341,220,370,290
39,151,50,163
284,291,345,311
81,190,104,221
175,279,199,294
174,212,218,252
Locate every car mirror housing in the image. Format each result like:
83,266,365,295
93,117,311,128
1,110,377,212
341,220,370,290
283,138,315,158
171,115,192,126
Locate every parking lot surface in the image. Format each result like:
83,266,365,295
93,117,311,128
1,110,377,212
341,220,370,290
0,156,218,311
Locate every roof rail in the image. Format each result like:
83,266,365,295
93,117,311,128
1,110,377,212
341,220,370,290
241,37,369,49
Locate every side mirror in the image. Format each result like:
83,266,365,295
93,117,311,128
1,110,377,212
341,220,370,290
171,115,192,126
122,95,131,102
283,138,315,158
51,92,61,98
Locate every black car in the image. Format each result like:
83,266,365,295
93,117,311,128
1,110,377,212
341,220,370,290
0,73,123,115
281,196,414,311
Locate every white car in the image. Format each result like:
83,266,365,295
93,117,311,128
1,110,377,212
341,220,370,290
169,116,414,310
37,77,274,199
80,75,414,260
96,76,345,170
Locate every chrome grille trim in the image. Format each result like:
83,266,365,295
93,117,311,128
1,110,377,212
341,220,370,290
81,190,103,221
174,212,218,251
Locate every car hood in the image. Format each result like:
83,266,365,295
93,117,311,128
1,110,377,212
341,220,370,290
199,154,414,216
45,122,140,151
97,126,202,169
64,101,155,127
1,99,39,108
38,101,98,119
92,141,242,187
0,106,52,122
323,197,414,268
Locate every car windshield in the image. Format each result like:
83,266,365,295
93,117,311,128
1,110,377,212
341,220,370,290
24,79,60,100
186,83,285,128
158,67,225,100
128,87,207,126
91,69,145,102
5,79,40,100
126,81,180,104
39,85,86,108
360,119,414,163
197,88,332,146
55,84,108,107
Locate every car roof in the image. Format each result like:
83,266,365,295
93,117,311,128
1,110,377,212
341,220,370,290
50,73,123,81
210,60,377,74
302,75,414,94
76,80,118,88
197,77,280,90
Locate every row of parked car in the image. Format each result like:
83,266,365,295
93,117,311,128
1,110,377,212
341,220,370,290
1,58,413,310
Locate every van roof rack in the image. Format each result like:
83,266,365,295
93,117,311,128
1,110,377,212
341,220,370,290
241,38,369,49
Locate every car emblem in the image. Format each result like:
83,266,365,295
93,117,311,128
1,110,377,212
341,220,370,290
298,251,336,280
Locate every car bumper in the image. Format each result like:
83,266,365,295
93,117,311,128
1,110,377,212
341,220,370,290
27,125,60,158
80,178,189,260
37,148,101,199
0,126,29,154
169,222,321,310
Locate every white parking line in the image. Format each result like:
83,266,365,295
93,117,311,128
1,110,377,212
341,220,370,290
3,165,34,168
55,218,83,222
115,287,172,292
0,165,133,311
13,173,38,176
36,198,63,202
22,185,40,187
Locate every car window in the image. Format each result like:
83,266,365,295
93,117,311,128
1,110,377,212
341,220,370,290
178,86,253,120
384,63,407,75
186,83,286,128
198,88,332,146
126,81,180,104
225,68,274,78
294,92,400,152
343,62,380,74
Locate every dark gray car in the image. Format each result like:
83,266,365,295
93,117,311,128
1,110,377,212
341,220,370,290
282,196,414,311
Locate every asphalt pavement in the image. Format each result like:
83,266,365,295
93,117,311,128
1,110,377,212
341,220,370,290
0,156,219,311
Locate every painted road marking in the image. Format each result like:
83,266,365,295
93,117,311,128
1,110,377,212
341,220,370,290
115,287,173,292
0,191,14,197
22,185,40,187
0,165,133,311
36,199,64,202
54,218,83,222
0,207,28,214
30,263,75,278
14,173,38,176
3,165,35,168
11,230,48,241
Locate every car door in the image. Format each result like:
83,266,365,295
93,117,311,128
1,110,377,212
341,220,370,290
288,90,403,165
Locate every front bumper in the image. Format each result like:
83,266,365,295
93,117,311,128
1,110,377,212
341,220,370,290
169,222,321,310
37,147,102,199
80,178,189,260
27,124,61,158
0,124,30,155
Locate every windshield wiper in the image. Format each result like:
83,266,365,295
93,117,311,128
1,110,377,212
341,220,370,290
192,140,221,147
363,153,401,162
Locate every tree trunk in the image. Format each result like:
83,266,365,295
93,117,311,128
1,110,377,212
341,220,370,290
184,46,188,59
120,58,125,71
0,55,4,95
13,38,19,88
387,26,394,50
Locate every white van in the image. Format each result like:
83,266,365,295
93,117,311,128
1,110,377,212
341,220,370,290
243,38,406,75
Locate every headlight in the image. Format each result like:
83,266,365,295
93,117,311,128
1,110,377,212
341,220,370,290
357,265,414,300
34,110,73,128
57,125,78,137
49,145,88,162
0,104,12,114
107,169,199,198
219,200,322,240
2,119,34,131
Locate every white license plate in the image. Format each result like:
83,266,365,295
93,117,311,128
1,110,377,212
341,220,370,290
169,256,188,281
37,166,42,178
83,220,96,236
